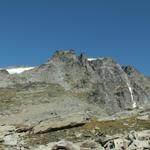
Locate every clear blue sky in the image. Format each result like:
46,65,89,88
0,0,150,75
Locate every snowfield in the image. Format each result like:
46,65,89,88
0,67,35,74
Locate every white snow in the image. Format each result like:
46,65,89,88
88,58,97,61
87,58,104,61
127,82,136,108
3,67,35,74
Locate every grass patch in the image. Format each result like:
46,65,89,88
83,117,150,135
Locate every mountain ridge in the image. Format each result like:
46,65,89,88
0,50,150,115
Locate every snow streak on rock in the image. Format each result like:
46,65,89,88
127,82,136,108
87,58,97,61
87,58,104,61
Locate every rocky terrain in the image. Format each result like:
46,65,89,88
0,50,150,149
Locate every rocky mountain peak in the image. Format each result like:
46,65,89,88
0,69,9,75
50,49,78,62
122,65,136,75
0,50,150,114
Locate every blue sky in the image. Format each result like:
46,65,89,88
0,0,150,75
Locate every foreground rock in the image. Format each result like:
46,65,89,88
30,130,150,150
33,114,88,134
0,125,25,150
1,123,150,150
31,140,102,150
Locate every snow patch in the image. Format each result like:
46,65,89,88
88,58,97,61
88,58,104,61
5,67,35,74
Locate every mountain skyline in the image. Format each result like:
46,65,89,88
0,0,150,75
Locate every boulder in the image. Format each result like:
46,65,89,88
33,114,87,134
52,140,80,150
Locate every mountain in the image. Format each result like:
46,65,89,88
0,50,150,149
1,50,150,112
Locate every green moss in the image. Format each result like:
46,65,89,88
83,117,150,135
46,84,65,97
0,88,16,100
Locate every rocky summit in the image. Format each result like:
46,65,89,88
0,50,150,150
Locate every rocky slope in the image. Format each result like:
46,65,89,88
0,50,150,149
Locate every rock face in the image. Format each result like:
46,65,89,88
122,65,150,107
0,50,150,123
20,50,150,112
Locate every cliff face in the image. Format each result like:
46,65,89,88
0,50,150,124
21,50,150,113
